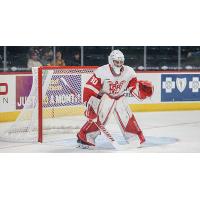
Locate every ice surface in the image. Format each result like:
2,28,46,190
0,110,200,153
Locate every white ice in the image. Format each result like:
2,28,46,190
0,110,200,153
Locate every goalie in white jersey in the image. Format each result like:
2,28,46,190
77,49,153,148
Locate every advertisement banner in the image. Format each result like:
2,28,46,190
16,76,33,109
43,74,82,107
161,74,200,102
0,75,16,112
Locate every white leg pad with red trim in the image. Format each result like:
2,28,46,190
86,96,101,114
77,120,100,146
77,94,117,147
85,96,101,120
86,131,100,145
114,97,145,144
97,94,117,125
114,97,132,129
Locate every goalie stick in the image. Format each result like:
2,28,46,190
80,119,122,149
93,119,143,150
131,91,153,102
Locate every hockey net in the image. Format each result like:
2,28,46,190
1,66,97,143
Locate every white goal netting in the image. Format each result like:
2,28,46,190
1,66,96,142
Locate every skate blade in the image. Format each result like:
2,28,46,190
77,143,95,150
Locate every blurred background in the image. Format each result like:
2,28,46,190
0,46,200,72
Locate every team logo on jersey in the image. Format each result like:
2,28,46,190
108,80,126,95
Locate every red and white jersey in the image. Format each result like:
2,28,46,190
83,64,137,102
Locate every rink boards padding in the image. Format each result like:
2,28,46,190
1,69,200,122
129,102,200,112
1,102,200,122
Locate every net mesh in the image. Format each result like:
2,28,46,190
1,66,95,142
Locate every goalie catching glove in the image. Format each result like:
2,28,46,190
137,80,154,100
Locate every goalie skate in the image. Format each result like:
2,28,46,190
76,142,95,150
76,118,100,145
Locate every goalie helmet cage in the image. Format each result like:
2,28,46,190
2,66,97,143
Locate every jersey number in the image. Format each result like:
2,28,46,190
90,76,98,85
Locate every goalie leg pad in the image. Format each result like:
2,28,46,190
85,96,101,120
78,94,117,147
77,121,100,146
114,97,145,144
125,115,145,144
97,94,116,125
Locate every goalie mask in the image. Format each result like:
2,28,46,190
108,50,125,75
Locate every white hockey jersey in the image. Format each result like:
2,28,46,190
83,64,137,102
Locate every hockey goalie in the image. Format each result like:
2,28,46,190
77,50,154,149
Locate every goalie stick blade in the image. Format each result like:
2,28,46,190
94,121,122,150
93,121,142,150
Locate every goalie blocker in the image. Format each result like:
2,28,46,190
77,49,153,148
